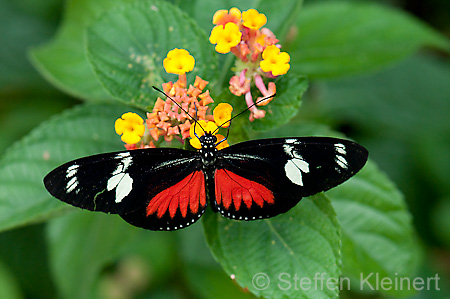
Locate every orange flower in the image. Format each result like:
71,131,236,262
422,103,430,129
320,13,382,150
146,71,214,145
213,7,241,26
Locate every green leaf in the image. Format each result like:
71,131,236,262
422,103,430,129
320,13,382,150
0,95,77,156
29,0,134,101
0,103,132,232
0,224,56,298
328,161,420,297
185,264,257,299
249,74,308,132
86,0,218,109
203,194,341,299
306,54,450,239
48,210,188,299
0,259,21,299
286,2,450,78
431,197,450,248
47,211,141,299
0,0,58,90
177,223,257,299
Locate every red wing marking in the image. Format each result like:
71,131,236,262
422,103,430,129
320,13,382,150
215,169,274,211
146,171,206,219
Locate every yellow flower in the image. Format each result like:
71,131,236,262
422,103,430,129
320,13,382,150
189,120,218,149
242,9,267,30
259,45,290,76
209,23,242,54
115,112,145,144
163,48,195,75
215,134,229,150
213,103,233,128
213,7,241,26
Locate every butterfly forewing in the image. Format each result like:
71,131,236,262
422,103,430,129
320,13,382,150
213,137,368,220
44,148,207,230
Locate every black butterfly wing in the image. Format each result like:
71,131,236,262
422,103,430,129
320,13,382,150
213,137,368,220
44,148,207,231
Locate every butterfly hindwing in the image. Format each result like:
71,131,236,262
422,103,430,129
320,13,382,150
44,148,207,230
213,137,368,220
120,168,208,231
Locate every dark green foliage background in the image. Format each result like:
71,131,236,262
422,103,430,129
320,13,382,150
0,0,449,298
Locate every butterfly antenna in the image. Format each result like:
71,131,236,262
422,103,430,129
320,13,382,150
212,93,276,135
215,121,232,147
152,86,205,134
193,102,201,138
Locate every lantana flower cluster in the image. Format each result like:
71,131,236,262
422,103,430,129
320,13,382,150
115,49,232,150
209,8,290,121
115,7,290,149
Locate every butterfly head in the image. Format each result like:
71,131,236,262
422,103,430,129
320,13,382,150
199,132,217,149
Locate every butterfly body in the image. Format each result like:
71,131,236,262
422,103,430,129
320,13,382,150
44,135,368,231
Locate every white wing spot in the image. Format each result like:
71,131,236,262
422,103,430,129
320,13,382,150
122,157,132,168
107,173,133,203
65,165,79,193
283,140,310,186
283,144,294,156
66,164,79,178
66,176,78,193
107,155,134,202
285,158,310,186
335,155,349,169
285,139,298,144
112,156,133,175
283,142,302,159
335,143,346,155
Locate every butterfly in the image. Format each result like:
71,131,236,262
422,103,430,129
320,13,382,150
44,88,368,231
44,133,368,231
